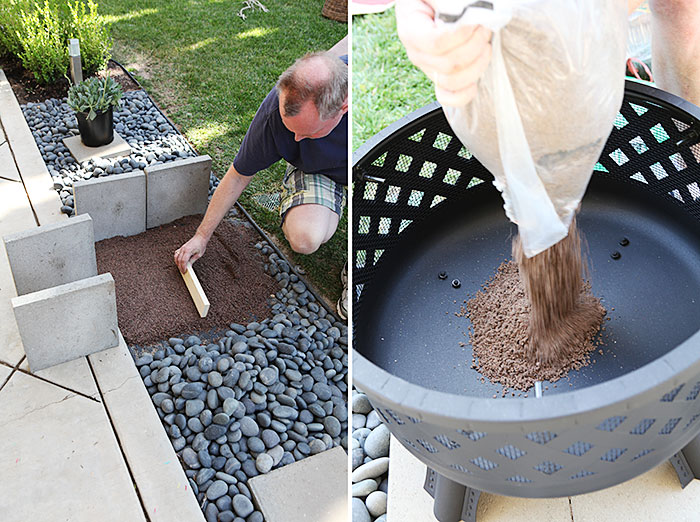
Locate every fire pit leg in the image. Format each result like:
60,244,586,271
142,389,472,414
424,467,482,522
671,434,700,488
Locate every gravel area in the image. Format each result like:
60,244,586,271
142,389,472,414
137,240,348,522
20,90,219,216
351,388,389,522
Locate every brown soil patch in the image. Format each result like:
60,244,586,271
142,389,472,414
95,215,277,346
463,259,606,392
0,54,139,104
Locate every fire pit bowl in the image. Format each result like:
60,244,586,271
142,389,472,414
352,81,700,509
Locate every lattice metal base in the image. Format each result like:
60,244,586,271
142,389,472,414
424,467,482,522
671,432,700,488
423,432,700,521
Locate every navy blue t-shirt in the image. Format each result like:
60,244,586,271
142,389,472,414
233,55,348,186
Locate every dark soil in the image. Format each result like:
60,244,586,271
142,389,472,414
95,215,278,347
463,259,606,393
0,54,140,104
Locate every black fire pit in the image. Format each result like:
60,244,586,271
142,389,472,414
353,81,700,521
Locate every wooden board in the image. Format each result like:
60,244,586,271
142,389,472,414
181,262,210,318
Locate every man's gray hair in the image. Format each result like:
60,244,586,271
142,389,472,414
276,52,347,120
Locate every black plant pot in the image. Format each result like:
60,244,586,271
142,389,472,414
76,107,114,147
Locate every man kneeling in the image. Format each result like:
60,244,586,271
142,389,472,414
175,50,348,318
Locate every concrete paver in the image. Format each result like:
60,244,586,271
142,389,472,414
570,460,700,522
249,446,348,522
19,356,99,400
74,170,146,241
0,241,27,367
3,213,97,296
0,70,65,226
0,370,145,521
0,112,37,367
12,273,118,371
63,132,131,163
0,363,12,385
0,178,35,237
145,155,211,228
0,141,22,182
387,436,572,522
89,335,205,522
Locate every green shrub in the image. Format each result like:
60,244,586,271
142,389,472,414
67,0,111,76
0,0,111,84
67,75,122,119
15,1,68,84
0,0,32,57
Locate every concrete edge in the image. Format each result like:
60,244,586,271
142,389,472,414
143,154,212,174
2,213,92,244
74,169,145,189
10,272,113,308
88,333,205,522
0,69,65,226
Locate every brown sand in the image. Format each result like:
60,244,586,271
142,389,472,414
513,218,605,365
465,221,606,391
95,215,278,346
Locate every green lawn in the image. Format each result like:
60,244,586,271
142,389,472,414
99,0,347,302
352,8,434,150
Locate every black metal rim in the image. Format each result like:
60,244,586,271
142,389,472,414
352,80,700,426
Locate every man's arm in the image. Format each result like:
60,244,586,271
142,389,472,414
174,164,253,273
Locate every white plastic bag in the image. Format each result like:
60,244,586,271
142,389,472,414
436,0,628,257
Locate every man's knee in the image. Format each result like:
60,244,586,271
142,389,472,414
285,226,325,255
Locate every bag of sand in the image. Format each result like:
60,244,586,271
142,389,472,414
435,0,628,257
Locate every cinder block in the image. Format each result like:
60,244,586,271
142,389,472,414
2,214,97,296
12,273,119,371
145,155,211,228
74,171,146,241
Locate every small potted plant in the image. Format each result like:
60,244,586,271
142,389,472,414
67,76,123,147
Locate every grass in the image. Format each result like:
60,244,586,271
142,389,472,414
98,0,347,302
352,8,434,150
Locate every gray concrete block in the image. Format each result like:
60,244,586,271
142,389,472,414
145,155,211,228
2,214,97,296
248,446,348,522
12,273,119,371
74,171,146,241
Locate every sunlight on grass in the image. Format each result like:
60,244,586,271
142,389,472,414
187,121,233,146
184,37,217,52
103,8,158,24
235,27,277,40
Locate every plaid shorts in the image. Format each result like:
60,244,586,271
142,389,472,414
280,164,347,223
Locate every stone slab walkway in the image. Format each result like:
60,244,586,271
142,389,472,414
387,435,700,521
0,69,204,522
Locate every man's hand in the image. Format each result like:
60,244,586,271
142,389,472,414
396,0,492,107
175,234,208,274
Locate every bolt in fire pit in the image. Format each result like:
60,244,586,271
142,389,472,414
353,81,700,521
